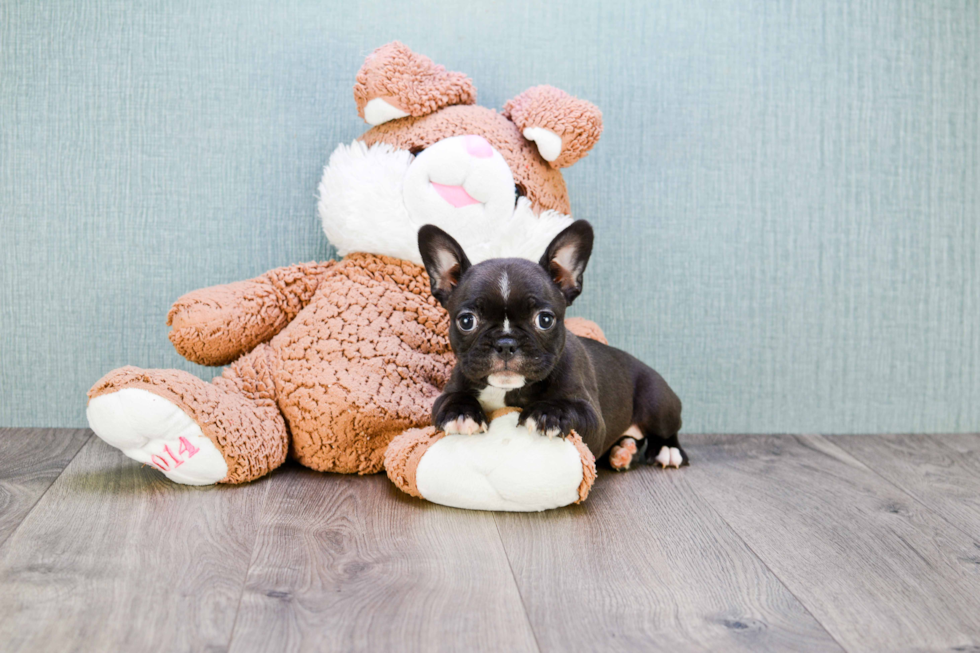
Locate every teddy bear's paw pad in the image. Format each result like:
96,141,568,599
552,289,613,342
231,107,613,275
654,445,686,469
609,438,639,471
87,388,228,485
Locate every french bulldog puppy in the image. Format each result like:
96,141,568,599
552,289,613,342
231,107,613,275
418,221,687,470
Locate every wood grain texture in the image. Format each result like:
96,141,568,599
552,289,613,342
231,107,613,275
686,434,980,652
0,437,270,653
227,468,538,653
0,428,90,547
494,468,843,653
830,433,980,541
5,430,980,651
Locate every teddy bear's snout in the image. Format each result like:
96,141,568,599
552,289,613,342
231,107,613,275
402,134,517,226
463,135,493,159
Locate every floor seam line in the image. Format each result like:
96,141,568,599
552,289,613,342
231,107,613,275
492,514,544,653
825,434,980,544
224,474,277,653
0,429,93,552
682,446,852,653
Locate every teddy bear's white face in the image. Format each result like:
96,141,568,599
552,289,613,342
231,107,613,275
402,135,517,233
318,136,573,267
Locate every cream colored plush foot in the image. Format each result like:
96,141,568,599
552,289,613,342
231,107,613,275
87,388,228,485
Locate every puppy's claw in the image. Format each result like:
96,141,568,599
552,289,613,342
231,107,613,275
525,417,538,436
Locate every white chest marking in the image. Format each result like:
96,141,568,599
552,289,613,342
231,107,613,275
479,374,527,413
478,385,509,413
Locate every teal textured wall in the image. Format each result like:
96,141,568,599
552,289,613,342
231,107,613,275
1,0,978,432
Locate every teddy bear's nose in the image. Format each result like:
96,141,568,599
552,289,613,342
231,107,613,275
464,135,494,159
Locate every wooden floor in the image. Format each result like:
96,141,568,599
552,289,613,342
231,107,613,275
1,430,979,652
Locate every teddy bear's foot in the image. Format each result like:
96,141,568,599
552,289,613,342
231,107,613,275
87,346,289,484
87,388,228,485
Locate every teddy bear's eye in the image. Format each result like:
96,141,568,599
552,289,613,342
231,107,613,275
514,183,527,207
456,312,478,332
535,311,556,330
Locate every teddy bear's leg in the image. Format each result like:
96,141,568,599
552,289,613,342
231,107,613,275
86,344,288,485
384,415,597,507
384,427,444,498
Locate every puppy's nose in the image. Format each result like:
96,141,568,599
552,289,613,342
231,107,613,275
493,337,519,359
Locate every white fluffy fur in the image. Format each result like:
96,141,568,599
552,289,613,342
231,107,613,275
318,140,573,265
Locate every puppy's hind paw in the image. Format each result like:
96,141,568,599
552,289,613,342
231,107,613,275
609,438,639,471
654,445,687,469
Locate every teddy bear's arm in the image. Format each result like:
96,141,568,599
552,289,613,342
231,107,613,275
167,261,337,366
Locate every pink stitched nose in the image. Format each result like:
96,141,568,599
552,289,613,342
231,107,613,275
464,135,493,158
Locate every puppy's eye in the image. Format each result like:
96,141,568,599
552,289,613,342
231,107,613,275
535,311,556,330
456,312,478,332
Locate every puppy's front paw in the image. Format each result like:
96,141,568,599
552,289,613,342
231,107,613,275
435,400,488,436
442,415,487,435
519,402,578,439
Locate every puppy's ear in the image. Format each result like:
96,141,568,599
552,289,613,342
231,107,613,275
539,221,594,305
418,225,472,307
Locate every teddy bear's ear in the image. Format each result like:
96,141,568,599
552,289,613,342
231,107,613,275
503,85,603,169
353,41,477,126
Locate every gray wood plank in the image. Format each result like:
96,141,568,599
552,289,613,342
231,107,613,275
228,468,539,653
0,428,90,547
686,433,980,652
0,436,270,652
494,467,843,653
831,433,980,541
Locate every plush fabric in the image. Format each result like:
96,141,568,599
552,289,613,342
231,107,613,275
168,261,337,367
318,139,575,265
354,41,476,124
361,106,574,215
385,408,597,512
384,426,444,499
88,345,288,484
273,253,453,474
564,316,608,345
85,42,607,491
86,388,230,485
503,85,603,169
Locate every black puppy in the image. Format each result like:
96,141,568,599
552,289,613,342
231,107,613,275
418,221,687,470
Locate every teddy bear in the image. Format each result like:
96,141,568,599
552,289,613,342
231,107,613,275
86,41,606,488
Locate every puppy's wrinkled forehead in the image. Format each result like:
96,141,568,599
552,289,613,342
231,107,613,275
456,259,561,315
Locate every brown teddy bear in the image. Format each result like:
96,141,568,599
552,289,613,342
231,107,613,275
86,42,606,489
